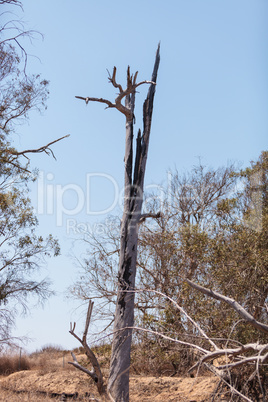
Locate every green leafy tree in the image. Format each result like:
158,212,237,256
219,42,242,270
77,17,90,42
207,151,268,342
71,155,268,351
0,1,60,348
137,156,268,346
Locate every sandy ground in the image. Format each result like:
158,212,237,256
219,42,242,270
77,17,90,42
0,370,220,401
0,352,222,401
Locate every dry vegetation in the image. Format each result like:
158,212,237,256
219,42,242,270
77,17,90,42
1,344,266,401
0,344,227,401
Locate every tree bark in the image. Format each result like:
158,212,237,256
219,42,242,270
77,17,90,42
108,45,160,402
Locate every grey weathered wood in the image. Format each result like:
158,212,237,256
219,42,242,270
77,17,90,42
69,301,110,399
76,45,160,401
186,279,268,334
107,44,160,402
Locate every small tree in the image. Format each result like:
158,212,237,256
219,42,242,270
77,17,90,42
0,0,66,348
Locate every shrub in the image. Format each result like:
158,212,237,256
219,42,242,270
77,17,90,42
0,353,31,375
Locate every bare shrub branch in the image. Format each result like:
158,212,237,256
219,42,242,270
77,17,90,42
69,300,112,400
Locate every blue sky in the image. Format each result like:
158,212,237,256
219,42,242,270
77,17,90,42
6,0,268,352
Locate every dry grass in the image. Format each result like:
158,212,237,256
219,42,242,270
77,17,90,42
0,354,31,376
0,344,71,377
0,387,63,401
0,344,223,401
0,347,98,401
29,346,72,376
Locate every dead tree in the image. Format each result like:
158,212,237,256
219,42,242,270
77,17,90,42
76,45,160,401
69,301,110,400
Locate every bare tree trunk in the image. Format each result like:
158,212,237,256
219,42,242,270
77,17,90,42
108,45,160,402
76,45,160,401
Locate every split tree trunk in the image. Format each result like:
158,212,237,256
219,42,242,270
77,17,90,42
108,45,160,402
76,44,160,402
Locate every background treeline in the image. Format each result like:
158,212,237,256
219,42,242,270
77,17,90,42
71,151,268,376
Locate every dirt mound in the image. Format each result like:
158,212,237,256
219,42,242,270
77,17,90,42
131,376,219,401
0,369,220,401
0,370,90,395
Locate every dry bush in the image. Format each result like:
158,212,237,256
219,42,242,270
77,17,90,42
73,340,200,378
0,353,31,375
130,341,197,377
91,343,111,370
213,366,268,402
29,344,72,375
72,346,84,355
32,353,58,375
70,344,111,376
31,344,65,356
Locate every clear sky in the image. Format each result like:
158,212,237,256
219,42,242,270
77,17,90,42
6,0,268,352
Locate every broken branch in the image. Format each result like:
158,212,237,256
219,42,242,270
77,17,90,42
185,279,268,335
68,352,98,382
139,212,161,223
9,134,70,161
69,300,110,399
75,96,115,109
107,67,123,93
76,68,156,121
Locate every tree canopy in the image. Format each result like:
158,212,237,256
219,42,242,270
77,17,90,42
0,1,59,348
71,153,268,347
